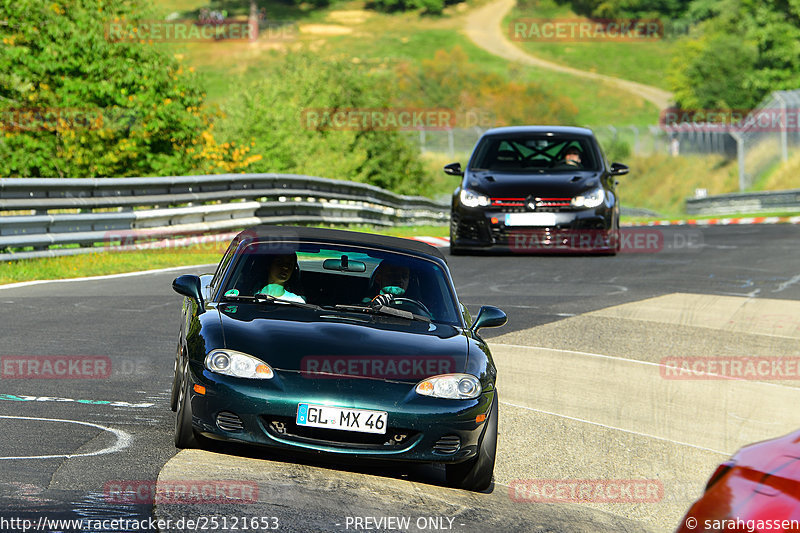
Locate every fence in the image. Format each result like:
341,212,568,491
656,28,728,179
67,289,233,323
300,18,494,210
0,174,450,261
659,89,800,190
727,90,800,190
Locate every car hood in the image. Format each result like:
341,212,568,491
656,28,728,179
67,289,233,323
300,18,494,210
215,304,468,381
466,170,601,198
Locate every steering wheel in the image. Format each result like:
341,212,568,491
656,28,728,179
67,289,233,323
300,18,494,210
391,297,433,318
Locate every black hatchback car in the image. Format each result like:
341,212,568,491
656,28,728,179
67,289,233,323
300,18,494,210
446,126,629,254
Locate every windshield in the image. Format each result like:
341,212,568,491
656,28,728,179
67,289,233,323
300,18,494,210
220,241,461,325
469,135,600,172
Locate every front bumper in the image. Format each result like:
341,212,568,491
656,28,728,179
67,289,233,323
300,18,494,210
451,207,617,252
185,364,494,464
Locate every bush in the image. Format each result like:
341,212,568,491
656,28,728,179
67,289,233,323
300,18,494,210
0,0,256,177
214,51,429,196
603,137,631,163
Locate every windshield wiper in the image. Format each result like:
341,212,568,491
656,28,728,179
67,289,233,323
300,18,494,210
328,304,431,323
221,293,321,311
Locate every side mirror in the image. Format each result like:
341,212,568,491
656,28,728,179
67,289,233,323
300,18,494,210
173,275,204,312
444,162,464,176
610,162,629,176
470,305,507,333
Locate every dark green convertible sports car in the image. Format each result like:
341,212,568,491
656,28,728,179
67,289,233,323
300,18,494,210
171,226,507,491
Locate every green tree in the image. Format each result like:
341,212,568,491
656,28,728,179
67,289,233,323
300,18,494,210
0,0,246,177
215,51,429,195
553,0,693,18
668,0,800,110
668,31,759,109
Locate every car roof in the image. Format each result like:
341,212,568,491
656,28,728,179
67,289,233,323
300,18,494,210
234,225,447,263
480,125,595,137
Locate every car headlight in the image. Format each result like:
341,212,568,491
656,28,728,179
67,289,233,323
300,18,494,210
459,189,491,208
415,374,482,399
571,187,605,208
205,350,274,379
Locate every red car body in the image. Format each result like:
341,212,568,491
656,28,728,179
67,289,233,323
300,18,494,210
676,430,800,532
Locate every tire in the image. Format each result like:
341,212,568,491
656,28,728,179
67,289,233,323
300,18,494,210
445,392,498,491
449,246,466,256
169,348,181,412
174,368,198,449
449,220,467,256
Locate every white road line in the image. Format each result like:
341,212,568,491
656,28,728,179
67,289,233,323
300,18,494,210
0,415,132,460
0,263,217,290
499,401,731,457
773,273,800,293
493,343,663,368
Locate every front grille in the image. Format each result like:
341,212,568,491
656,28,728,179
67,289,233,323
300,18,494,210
529,197,573,212
261,416,416,450
490,197,525,207
534,197,571,207
433,435,461,455
216,411,244,432
491,197,575,213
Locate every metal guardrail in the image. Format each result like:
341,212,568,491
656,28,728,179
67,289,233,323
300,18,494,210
0,174,450,260
685,189,800,215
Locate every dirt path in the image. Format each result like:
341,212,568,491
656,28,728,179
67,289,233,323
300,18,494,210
463,0,673,110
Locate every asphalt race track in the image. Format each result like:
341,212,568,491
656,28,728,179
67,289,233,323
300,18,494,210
1,224,799,533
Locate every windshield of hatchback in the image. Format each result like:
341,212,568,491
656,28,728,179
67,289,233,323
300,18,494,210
469,135,600,172
220,242,461,325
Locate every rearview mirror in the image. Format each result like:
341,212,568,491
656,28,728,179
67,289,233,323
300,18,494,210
323,256,367,273
610,162,629,176
443,162,464,176
172,275,204,312
470,305,507,333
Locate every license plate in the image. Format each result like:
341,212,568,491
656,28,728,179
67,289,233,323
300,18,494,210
505,213,557,227
296,403,388,434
